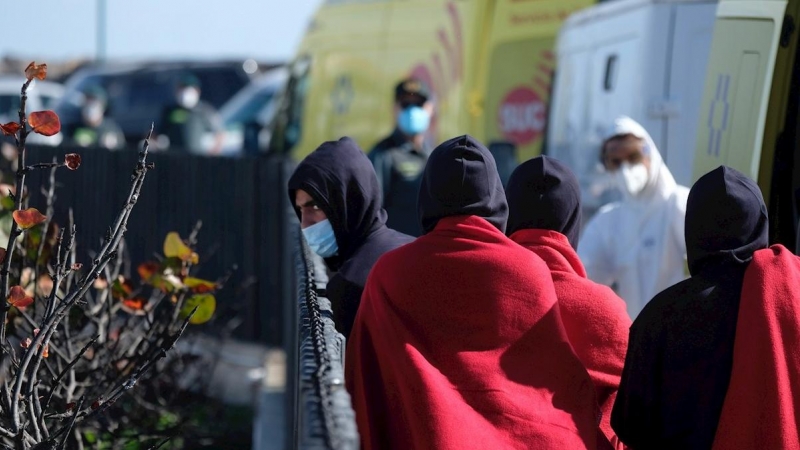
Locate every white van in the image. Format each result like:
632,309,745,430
546,0,718,217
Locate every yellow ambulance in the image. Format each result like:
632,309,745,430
692,0,800,251
269,0,596,168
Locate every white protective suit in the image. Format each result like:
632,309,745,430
578,116,689,319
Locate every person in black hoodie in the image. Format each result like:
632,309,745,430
288,136,414,338
611,166,769,450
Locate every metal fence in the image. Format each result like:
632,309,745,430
21,145,296,345
288,230,359,450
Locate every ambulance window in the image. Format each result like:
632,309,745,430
604,54,618,91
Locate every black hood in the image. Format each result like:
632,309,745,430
418,135,508,234
287,136,387,261
685,166,768,276
505,156,582,248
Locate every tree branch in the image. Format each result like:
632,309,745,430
0,78,33,354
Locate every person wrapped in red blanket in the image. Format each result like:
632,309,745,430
712,235,800,449
345,135,600,450
612,166,800,449
505,156,631,449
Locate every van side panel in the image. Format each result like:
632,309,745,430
483,0,595,162
293,3,392,158
665,3,717,186
692,0,788,182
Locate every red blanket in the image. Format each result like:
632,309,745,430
511,229,631,449
346,215,599,450
712,245,800,450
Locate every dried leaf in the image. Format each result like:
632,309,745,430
180,294,216,325
7,286,33,309
71,263,83,271
64,153,81,170
111,277,134,301
93,278,109,290
20,338,31,349
37,275,53,297
0,248,5,265
28,110,61,136
42,344,49,358
137,261,159,282
12,208,46,230
183,277,217,294
24,62,47,81
163,232,197,263
0,122,21,137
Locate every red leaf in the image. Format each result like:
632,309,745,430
20,338,31,349
42,344,49,358
12,208,46,230
0,248,5,265
24,62,47,81
7,286,33,309
71,263,83,271
64,153,81,170
65,402,75,411
121,298,146,311
91,399,102,410
28,111,60,136
137,261,159,282
0,122,21,137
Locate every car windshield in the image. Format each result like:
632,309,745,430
223,89,276,127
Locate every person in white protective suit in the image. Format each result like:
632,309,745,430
578,116,689,319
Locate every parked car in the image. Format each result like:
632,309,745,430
217,68,288,156
0,76,64,146
54,62,252,146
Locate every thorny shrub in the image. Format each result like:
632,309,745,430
0,62,223,449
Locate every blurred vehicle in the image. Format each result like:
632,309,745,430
269,0,597,164
54,62,252,147
217,67,288,156
0,76,64,146
546,0,717,218
691,0,800,253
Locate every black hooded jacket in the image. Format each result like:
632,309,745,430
418,135,508,233
288,137,414,338
505,156,582,248
611,166,769,450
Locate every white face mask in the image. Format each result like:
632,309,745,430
177,88,200,109
616,162,649,196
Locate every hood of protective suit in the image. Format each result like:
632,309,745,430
287,136,387,263
506,155,582,249
418,135,508,234
602,116,678,205
685,166,768,276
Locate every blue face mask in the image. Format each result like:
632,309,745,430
301,219,339,258
397,106,431,136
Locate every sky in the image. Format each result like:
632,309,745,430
0,0,323,63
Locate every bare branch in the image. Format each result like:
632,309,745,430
42,336,97,417
59,396,83,450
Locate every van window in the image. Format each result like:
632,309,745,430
604,55,618,91
269,58,311,154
